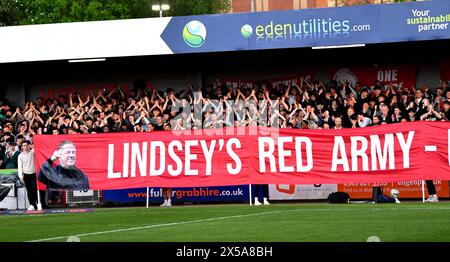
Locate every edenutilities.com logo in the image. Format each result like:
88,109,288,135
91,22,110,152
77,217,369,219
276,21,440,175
241,24,253,38
241,18,351,39
183,20,206,48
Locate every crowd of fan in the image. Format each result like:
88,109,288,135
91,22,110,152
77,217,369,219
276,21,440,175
1,77,449,169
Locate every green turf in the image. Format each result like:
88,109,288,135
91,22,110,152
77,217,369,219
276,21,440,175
1,202,450,242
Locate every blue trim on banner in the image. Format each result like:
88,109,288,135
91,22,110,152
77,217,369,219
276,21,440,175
161,1,450,53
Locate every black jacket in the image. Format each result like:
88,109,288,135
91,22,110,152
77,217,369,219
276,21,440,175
38,159,90,190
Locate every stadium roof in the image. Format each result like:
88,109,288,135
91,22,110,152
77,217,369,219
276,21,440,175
0,0,449,64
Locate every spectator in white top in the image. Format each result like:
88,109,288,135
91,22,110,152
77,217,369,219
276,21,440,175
357,112,372,127
18,140,41,210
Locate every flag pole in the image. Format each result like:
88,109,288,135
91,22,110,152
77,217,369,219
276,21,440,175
36,188,42,208
421,180,425,203
36,176,42,210
248,184,252,206
146,187,149,208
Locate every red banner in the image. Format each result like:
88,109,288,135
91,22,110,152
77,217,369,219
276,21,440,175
36,82,133,100
33,122,450,190
219,73,314,90
332,65,417,93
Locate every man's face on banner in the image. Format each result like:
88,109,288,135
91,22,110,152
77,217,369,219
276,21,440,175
60,143,76,169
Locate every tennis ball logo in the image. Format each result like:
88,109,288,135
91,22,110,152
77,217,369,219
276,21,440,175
241,24,253,38
183,20,207,48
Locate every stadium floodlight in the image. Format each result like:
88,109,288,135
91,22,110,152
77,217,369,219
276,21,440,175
152,4,170,17
161,4,170,11
311,44,366,50
68,58,106,63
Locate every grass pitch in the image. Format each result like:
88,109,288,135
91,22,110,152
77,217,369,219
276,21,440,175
1,202,450,242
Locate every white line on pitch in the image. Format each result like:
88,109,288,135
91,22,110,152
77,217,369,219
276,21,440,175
424,145,437,152
27,206,450,242
27,209,300,242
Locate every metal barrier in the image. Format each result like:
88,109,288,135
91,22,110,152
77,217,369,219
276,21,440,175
66,190,101,206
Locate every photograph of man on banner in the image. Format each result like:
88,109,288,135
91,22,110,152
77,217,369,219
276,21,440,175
38,140,90,190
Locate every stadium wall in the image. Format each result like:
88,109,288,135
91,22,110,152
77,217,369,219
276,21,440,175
0,63,441,105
